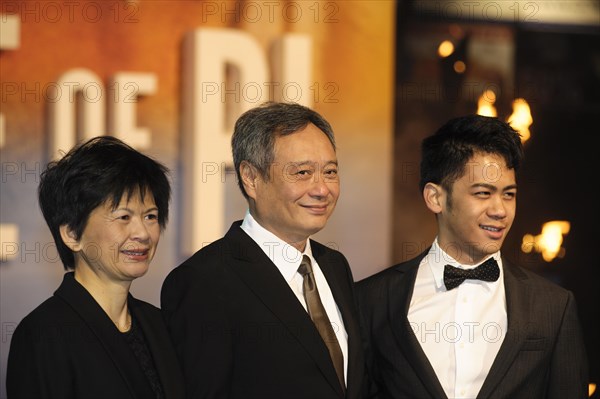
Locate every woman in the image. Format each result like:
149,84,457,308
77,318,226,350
7,136,184,399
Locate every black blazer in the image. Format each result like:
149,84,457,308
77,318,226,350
161,221,366,399
6,272,185,399
356,250,589,399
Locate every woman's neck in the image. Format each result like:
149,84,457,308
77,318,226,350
74,266,132,332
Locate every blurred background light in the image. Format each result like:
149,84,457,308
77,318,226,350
522,221,571,262
508,98,533,143
438,40,455,57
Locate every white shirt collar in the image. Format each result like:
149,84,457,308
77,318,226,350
240,210,313,283
426,237,502,291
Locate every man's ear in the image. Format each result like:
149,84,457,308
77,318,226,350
423,182,444,214
59,225,82,252
240,161,260,201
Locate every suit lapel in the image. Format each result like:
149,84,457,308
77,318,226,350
388,253,448,399
129,297,185,399
313,242,363,398
54,273,154,399
477,260,532,398
224,224,344,397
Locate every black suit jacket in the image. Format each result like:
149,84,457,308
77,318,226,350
161,221,366,399
356,251,589,399
7,272,185,399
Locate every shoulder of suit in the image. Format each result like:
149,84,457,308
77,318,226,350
357,255,420,286
173,220,246,266
166,235,230,274
162,231,255,294
503,260,576,305
17,295,63,322
11,294,79,341
310,239,345,258
356,266,393,291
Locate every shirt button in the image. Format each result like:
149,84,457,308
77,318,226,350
462,297,468,303
459,343,465,349
460,389,466,395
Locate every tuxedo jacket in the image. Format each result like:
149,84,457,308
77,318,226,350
6,272,185,399
356,250,589,399
160,221,366,399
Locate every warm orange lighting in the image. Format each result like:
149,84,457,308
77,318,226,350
522,221,571,262
453,61,466,74
476,90,497,117
590,383,597,397
507,98,533,143
438,40,454,58
449,24,464,39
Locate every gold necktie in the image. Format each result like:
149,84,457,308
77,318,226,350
298,255,346,393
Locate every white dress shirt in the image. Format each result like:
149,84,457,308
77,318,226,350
407,238,507,399
240,211,348,382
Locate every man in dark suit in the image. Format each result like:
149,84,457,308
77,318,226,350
357,115,588,398
161,102,365,398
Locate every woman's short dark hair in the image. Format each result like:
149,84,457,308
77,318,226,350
38,136,171,270
231,102,336,198
419,114,524,193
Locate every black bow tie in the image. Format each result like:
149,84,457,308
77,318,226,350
443,257,500,291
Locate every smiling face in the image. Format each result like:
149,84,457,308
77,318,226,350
61,190,161,284
242,123,340,249
425,152,517,265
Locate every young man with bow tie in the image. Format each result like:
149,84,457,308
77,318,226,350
357,115,588,398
